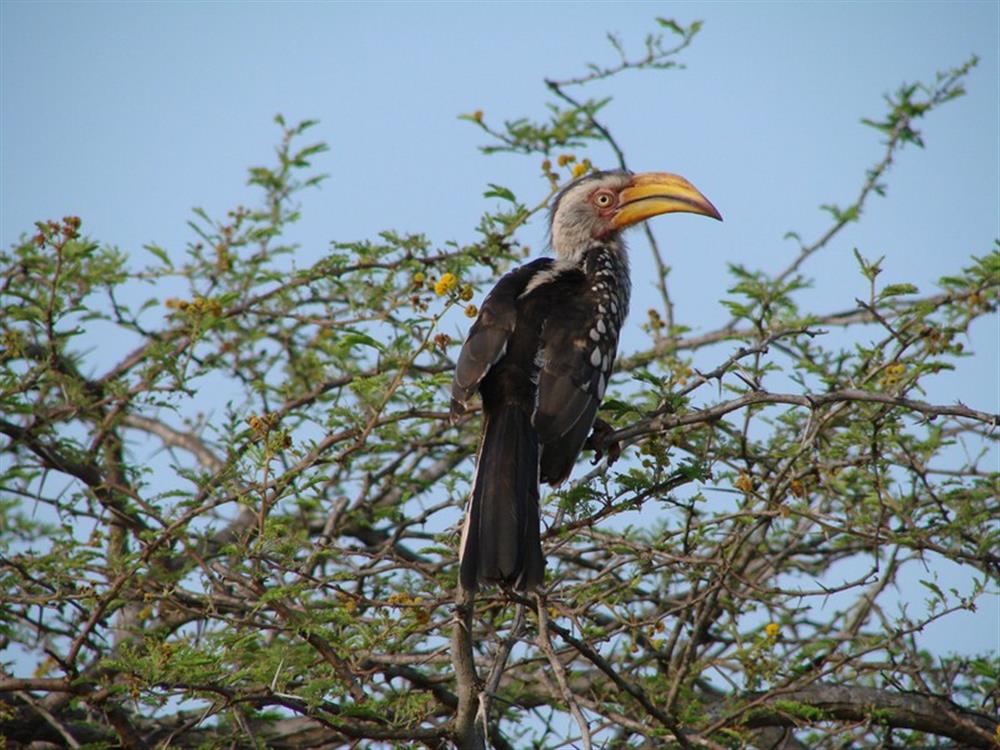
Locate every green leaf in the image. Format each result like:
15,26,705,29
335,330,386,355
919,579,945,600
143,243,172,267
599,398,638,417
484,184,517,203
852,248,884,280
633,370,666,391
655,17,685,35
878,283,919,299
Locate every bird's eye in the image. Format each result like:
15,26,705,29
593,190,615,208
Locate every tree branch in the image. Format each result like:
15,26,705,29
606,387,999,449
731,684,998,748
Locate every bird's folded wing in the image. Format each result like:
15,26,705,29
533,304,618,484
450,258,553,418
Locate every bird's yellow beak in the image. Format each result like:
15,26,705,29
611,172,722,229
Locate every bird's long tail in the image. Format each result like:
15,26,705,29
459,405,544,591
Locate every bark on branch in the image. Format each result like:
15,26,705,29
732,684,998,748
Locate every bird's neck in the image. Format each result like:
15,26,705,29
581,242,631,324
554,233,626,264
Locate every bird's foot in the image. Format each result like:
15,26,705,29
586,417,621,467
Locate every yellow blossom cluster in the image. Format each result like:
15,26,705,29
434,272,458,296
387,592,421,607
338,591,358,614
764,622,780,638
165,296,224,317
541,154,595,184
880,362,906,387
673,362,693,387
246,412,280,440
2,330,25,360
572,159,593,179
734,472,754,494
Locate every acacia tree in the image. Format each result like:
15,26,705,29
1,20,997,750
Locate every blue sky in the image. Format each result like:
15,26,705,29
2,2,997,371
2,2,997,652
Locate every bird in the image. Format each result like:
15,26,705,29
451,170,721,591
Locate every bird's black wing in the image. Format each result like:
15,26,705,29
451,258,554,419
532,277,619,485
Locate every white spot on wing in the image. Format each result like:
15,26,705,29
590,348,602,367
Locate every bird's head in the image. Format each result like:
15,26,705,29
549,169,721,261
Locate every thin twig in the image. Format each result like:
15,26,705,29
535,594,592,750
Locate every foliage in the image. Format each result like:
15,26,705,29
1,19,997,750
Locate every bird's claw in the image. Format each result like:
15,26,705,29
586,418,621,467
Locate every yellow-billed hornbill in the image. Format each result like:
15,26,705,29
452,170,721,591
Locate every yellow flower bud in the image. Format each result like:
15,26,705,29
734,472,754,494
465,304,478,318
879,362,907,387
434,272,458,296
459,284,474,301
764,622,780,638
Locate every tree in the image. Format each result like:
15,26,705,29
1,19,996,750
